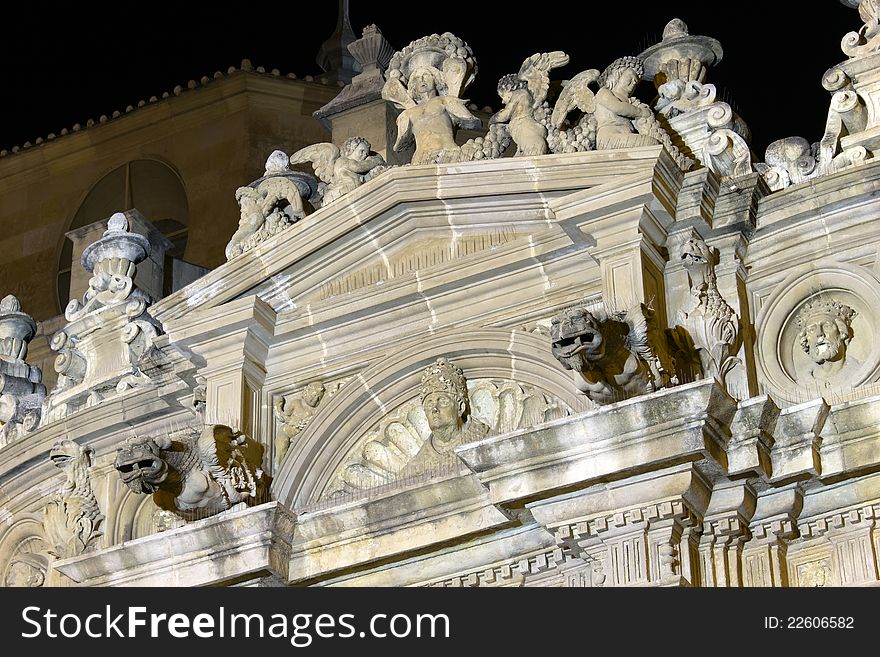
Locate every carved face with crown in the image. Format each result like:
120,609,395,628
419,358,468,433
795,298,857,380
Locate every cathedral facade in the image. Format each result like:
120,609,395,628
2,6,880,588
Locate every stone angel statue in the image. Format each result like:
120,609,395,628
289,137,387,208
548,67,601,152
548,56,693,168
489,51,569,156
381,32,482,165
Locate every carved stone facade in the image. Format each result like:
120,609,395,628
5,7,880,589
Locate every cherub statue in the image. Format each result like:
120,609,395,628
490,52,569,157
596,57,657,150
550,56,694,168
272,382,326,467
381,33,482,165
290,137,387,208
224,150,312,260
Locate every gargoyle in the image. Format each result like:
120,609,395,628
550,302,678,405
115,424,267,521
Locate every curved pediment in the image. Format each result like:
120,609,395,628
271,328,591,508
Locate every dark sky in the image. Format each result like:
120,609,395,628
2,2,857,157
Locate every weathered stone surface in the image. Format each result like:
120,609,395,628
53,502,295,586
8,8,880,590
456,379,735,506
115,424,267,521
0,295,46,445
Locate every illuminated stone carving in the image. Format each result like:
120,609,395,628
290,137,387,207
47,213,161,422
551,302,678,405
0,295,45,445
225,151,316,260
382,33,482,164
115,424,267,521
43,440,104,559
794,297,858,384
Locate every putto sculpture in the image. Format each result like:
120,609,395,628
382,33,482,165
290,137,387,207
0,295,45,445
490,52,569,157
794,298,858,383
551,302,678,405
43,440,104,559
273,381,327,468
549,56,693,167
594,57,657,150
114,424,267,521
224,150,316,260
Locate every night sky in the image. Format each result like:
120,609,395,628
2,2,858,157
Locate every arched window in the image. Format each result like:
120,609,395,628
57,159,189,312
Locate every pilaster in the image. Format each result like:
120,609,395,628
163,295,276,437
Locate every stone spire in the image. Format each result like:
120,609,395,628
315,0,359,84
348,24,395,77
312,24,410,163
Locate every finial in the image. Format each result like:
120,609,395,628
107,212,129,233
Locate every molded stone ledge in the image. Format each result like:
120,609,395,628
0,383,185,483
287,470,512,584
526,463,711,536
771,398,829,483
53,502,296,587
820,394,880,480
525,463,712,586
326,523,557,587
797,471,880,541
728,395,779,479
791,472,880,586
455,379,735,506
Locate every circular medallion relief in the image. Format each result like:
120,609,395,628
756,262,880,402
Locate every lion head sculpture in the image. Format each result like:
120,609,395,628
114,425,266,521
551,302,678,405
